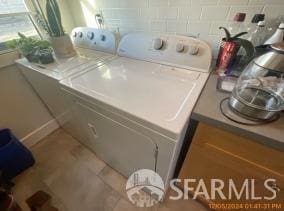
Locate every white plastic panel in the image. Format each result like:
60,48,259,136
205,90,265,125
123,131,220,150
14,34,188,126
64,57,198,121
60,57,209,138
74,102,157,177
17,63,87,142
17,52,115,81
71,27,117,54
61,87,176,180
117,33,212,72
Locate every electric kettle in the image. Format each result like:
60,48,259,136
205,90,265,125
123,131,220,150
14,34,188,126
229,42,284,120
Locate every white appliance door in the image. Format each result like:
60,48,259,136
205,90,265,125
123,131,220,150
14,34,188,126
74,102,158,177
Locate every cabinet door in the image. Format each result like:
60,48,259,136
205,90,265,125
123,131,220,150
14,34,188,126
178,123,284,207
74,102,158,177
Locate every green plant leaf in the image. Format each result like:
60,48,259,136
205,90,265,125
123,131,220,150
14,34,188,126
47,0,58,36
18,32,27,39
5,39,18,49
235,38,255,62
219,27,231,41
35,13,50,35
50,0,64,35
34,0,52,35
232,32,248,40
5,34,52,59
46,0,64,37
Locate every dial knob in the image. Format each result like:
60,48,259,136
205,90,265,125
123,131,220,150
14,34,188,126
153,38,164,50
87,32,94,40
73,32,77,37
176,43,184,53
188,45,199,55
78,32,83,38
100,34,106,41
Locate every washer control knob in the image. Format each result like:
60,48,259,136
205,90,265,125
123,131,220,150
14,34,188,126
188,45,199,55
78,32,83,38
153,38,164,50
87,32,94,40
176,43,184,53
100,34,106,41
73,32,77,37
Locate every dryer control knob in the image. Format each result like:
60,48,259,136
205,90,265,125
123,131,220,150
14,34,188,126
188,45,199,55
153,38,164,50
176,43,184,53
73,32,77,37
100,34,106,41
87,32,94,40
78,32,83,38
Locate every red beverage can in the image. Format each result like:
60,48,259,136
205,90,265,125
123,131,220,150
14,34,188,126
216,40,240,75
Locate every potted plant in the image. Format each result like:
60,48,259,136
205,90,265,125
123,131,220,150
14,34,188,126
216,27,254,76
35,0,76,58
6,33,54,64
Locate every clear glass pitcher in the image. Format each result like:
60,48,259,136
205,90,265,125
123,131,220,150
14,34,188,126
230,42,284,120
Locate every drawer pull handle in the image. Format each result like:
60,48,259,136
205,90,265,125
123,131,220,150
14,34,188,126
88,123,98,139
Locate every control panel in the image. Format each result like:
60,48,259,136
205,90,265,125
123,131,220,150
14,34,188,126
71,27,117,54
118,33,212,72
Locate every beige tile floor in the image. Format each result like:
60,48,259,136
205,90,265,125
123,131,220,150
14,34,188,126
12,129,208,211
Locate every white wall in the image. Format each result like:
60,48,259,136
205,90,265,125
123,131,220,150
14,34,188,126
0,62,58,146
68,0,284,56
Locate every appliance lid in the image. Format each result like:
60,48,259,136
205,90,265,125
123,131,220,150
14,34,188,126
16,50,115,80
61,57,209,138
254,43,284,73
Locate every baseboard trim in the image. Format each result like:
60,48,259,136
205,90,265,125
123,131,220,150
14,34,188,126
21,119,60,148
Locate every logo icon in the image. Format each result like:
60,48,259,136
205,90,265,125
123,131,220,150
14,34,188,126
126,169,165,207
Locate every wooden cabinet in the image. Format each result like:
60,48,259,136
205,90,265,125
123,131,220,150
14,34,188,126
178,123,284,208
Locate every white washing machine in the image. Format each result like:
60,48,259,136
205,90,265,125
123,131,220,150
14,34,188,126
16,27,118,141
60,33,212,188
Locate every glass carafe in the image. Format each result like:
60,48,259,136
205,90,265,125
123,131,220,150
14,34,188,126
230,43,284,120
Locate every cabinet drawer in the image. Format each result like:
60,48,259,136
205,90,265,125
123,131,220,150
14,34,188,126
179,142,284,205
193,123,284,184
178,123,284,206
